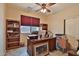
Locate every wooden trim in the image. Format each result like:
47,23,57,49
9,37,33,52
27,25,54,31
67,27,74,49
64,19,66,35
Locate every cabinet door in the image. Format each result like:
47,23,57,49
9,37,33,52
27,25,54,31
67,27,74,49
40,24,48,30
49,39,56,51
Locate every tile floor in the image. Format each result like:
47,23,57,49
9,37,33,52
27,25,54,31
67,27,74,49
5,47,68,56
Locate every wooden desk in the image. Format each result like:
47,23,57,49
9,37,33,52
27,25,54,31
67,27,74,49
27,38,56,56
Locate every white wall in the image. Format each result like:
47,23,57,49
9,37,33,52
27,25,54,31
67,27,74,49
0,4,5,56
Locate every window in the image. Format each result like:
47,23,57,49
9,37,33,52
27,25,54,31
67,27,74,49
21,26,39,34
31,26,39,33
21,15,40,34
21,26,30,33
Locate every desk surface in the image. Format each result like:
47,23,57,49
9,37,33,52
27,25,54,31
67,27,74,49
28,38,52,42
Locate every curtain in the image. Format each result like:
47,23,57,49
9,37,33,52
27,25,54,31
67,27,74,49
21,15,40,26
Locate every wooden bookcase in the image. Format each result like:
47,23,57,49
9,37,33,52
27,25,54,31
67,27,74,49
6,20,20,50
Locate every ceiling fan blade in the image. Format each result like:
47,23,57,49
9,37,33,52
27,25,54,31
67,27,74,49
35,3,41,6
48,3,56,6
46,9,51,12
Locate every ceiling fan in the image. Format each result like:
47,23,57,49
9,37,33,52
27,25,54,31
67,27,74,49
35,3,56,13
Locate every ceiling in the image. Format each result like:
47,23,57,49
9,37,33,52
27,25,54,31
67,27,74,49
9,3,79,15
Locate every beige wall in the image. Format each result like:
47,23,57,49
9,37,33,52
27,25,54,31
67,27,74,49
20,33,28,46
5,4,79,37
5,4,79,49
0,4,6,56
47,6,79,37
5,4,47,24
5,4,48,44
46,6,79,49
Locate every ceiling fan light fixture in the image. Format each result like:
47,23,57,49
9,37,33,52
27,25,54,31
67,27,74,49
35,3,56,13
41,9,46,13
